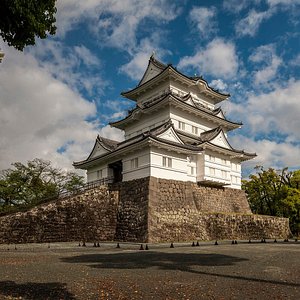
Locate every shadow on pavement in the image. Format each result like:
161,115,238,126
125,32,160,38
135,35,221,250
61,251,247,269
61,251,300,288
0,281,75,300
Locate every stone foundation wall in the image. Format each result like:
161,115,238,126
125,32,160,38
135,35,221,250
148,211,290,243
0,186,119,244
150,178,251,215
148,177,290,242
0,176,290,244
113,177,149,242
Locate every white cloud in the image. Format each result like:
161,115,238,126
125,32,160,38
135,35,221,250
119,34,171,81
178,38,239,79
290,54,300,67
235,9,274,37
210,79,228,92
267,0,300,7
56,0,180,53
227,78,300,175
189,6,217,38
99,125,124,141
249,44,282,85
228,79,300,145
223,0,254,13
119,51,152,81
230,135,300,173
73,45,101,67
30,40,108,98
0,42,100,171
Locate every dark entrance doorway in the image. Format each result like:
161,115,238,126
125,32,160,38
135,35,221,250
109,160,123,183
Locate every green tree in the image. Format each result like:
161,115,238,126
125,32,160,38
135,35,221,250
243,166,300,235
0,158,85,210
0,0,57,51
282,171,300,235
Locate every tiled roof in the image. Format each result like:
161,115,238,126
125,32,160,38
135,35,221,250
149,54,167,69
200,127,222,142
122,63,229,102
73,121,202,167
137,55,167,87
98,136,119,151
110,92,241,129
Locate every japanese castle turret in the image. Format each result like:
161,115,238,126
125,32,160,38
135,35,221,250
74,55,256,189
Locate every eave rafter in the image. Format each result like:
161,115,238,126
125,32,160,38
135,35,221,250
110,93,241,131
202,142,256,161
122,65,229,103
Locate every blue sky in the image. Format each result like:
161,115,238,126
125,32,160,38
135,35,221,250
0,0,300,177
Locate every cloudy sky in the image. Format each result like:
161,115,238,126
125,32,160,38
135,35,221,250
0,0,299,177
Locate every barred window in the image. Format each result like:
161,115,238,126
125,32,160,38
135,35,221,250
97,169,102,179
162,156,172,168
131,158,138,169
178,121,185,130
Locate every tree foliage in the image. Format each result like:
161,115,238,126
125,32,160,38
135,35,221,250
0,158,84,212
243,166,300,235
0,0,57,51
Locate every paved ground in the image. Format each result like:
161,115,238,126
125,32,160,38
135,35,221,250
0,240,299,300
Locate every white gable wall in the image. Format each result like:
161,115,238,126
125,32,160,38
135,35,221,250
157,127,184,144
89,142,110,159
210,132,231,149
139,62,164,86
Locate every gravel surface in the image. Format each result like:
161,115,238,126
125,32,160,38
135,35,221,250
0,240,299,299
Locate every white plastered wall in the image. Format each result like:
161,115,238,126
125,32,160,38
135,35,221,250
230,158,242,189
150,146,195,182
197,150,233,186
124,106,170,139
137,82,170,105
170,80,216,109
170,106,217,136
87,163,110,182
122,147,151,181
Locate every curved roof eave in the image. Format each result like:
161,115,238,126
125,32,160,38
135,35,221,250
111,93,241,130
137,55,167,86
121,65,229,101
73,135,118,167
73,131,202,169
202,141,256,160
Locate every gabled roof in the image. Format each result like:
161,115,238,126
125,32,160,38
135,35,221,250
110,92,241,131
85,135,119,161
198,127,256,161
98,136,119,151
138,55,167,86
74,121,256,169
73,120,203,169
121,58,229,103
202,142,256,161
200,127,224,142
177,126,256,161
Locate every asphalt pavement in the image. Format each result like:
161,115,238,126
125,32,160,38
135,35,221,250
0,240,299,299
